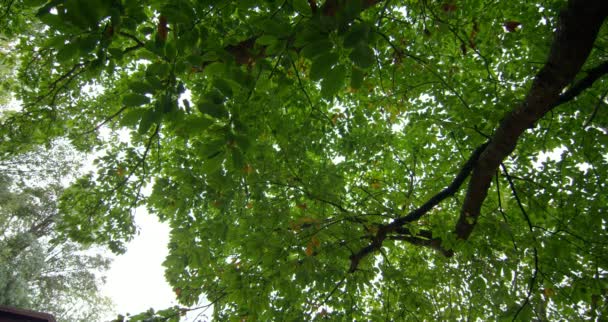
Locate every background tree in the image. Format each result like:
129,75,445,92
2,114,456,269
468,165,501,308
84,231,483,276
0,144,114,322
1,0,608,320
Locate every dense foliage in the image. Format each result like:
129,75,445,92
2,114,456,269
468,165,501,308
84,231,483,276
1,0,607,320
0,145,114,322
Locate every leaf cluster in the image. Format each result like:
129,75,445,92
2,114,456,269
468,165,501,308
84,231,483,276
1,0,608,320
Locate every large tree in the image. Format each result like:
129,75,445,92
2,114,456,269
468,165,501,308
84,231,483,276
0,145,114,322
1,0,608,320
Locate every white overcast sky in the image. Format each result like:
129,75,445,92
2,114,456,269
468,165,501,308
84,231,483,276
102,208,177,320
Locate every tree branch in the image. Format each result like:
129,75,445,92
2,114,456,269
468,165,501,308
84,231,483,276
501,163,540,321
348,143,488,272
118,31,145,48
583,87,608,128
348,0,608,272
389,142,489,227
390,227,453,256
556,61,608,106
455,0,608,240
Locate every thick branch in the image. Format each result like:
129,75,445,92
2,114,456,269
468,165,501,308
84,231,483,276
348,0,608,272
389,142,489,228
388,235,451,256
556,61,608,105
455,0,608,239
348,143,488,272
390,227,453,256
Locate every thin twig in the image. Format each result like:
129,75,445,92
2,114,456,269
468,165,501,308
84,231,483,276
77,103,128,136
501,163,539,321
320,276,346,308
290,58,314,110
495,172,518,252
583,87,608,128
349,142,489,272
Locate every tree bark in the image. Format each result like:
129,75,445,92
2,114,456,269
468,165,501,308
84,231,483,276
349,0,608,271
455,0,608,239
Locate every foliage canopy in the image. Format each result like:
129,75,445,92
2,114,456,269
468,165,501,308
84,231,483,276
0,145,113,322
1,0,608,320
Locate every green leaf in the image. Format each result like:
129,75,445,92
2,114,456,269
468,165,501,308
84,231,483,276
197,102,228,119
181,116,213,135
292,0,312,15
200,51,220,62
234,134,251,152
310,52,339,81
56,42,80,62
265,39,285,56
200,141,226,174
159,95,176,113
340,0,364,21
321,64,346,98
256,35,278,47
122,93,151,107
213,78,234,98
162,4,195,25
146,63,171,78
349,44,375,69
350,66,364,89
140,27,155,35
61,0,109,30
108,47,123,60
343,22,370,48
231,149,245,171
258,19,289,37
165,41,177,59
38,12,66,30
119,108,145,127
470,277,486,292
77,34,99,54
300,39,333,59
145,75,164,90
24,0,48,7
294,22,324,47
128,81,155,95
204,90,226,105
138,109,157,134
204,62,226,77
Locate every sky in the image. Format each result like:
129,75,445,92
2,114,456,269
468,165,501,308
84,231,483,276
101,209,213,322
88,104,212,321
102,207,177,320
0,98,181,320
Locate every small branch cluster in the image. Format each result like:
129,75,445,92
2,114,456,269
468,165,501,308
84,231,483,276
348,0,608,272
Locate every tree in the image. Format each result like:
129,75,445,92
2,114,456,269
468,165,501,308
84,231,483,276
0,145,114,322
1,0,608,320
